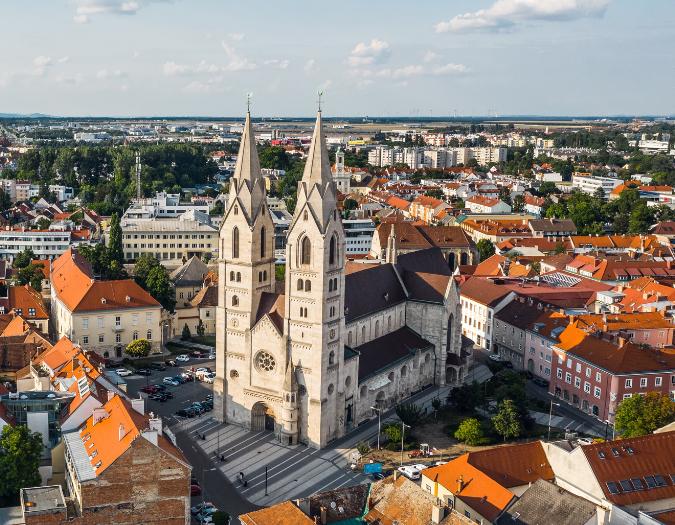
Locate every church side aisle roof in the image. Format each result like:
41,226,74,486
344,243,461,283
344,264,406,323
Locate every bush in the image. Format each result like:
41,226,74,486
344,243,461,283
454,417,484,446
211,511,230,525
383,423,402,444
181,324,191,341
125,339,151,358
395,402,423,426
356,441,370,455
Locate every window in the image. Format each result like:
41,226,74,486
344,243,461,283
97,317,104,328
361,326,366,342
82,318,89,330
82,336,89,344
232,295,239,306
586,367,591,377
575,377,581,388
557,369,563,379
132,314,139,325
116,333,121,344
234,204,238,215
301,237,311,265
328,351,335,365
133,331,139,340
576,363,581,373
623,393,632,400
147,330,152,340
232,227,239,258
297,279,304,291
375,320,380,337
640,377,647,388
348,332,352,345
146,312,152,324
594,386,601,399
656,376,662,387
98,334,104,343
565,372,572,384
625,378,632,388
230,271,235,281
303,210,308,221
28,307,35,316
567,359,572,369
260,227,266,258
329,236,337,265
596,372,601,382
236,272,241,282
584,382,591,393
305,280,311,292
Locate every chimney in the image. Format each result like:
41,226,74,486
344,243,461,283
118,423,126,441
457,475,464,494
92,407,107,425
131,397,145,415
618,336,627,347
148,412,162,435
319,507,327,525
141,429,158,446
393,469,400,481
431,503,447,525
107,390,115,401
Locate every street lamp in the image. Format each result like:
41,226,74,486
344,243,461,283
370,406,382,450
400,422,411,466
548,400,561,441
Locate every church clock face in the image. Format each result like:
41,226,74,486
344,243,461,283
255,351,276,373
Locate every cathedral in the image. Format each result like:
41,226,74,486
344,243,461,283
214,111,468,449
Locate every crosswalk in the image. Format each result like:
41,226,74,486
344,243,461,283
179,417,370,506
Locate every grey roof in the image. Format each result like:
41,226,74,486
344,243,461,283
496,479,597,525
170,255,208,285
345,264,406,322
63,431,97,482
21,485,66,514
529,218,577,233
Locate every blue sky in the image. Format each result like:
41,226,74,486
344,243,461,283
1,0,673,117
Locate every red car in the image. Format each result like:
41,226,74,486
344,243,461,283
190,484,202,496
140,385,159,394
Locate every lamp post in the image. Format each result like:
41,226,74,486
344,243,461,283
548,400,560,441
400,422,410,466
370,406,382,450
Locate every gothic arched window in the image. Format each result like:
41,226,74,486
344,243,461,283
329,236,337,265
234,205,239,215
260,227,266,258
301,237,311,265
297,279,304,291
305,280,311,292
329,351,335,365
236,272,241,282
230,271,235,281
232,227,239,259
303,209,308,221
232,295,239,306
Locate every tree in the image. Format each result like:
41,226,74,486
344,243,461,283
0,425,43,502
125,338,151,358
275,264,285,282
476,239,495,262
614,392,675,437
181,323,191,341
211,511,230,525
395,402,423,426
492,399,523,441
593,186,605,201
133,254,160,288
107,212,124,266
448,382,483,413
454,417,484,445
13,248,36,269
146,266,176,312
17,264,45,291
383,423,402,444
512,194,525,213
0,188,11,211
196,319,206,337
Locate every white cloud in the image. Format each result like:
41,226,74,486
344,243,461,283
423,51,440,63
435,0,610,33
57,56,70,64
351,61,467,82
221,41,258,71
319,79,332,91
304,58,316,74
432,63,468,75
96,69,127,79
163,61,191,76
228,32,245,41
264,59,290,70
33,56,52,68
132,50,141,59
55,73,84,85
183,80,212,94
347,39,390,67
71,0,169,22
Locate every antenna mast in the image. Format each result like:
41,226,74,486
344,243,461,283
135,152,141,200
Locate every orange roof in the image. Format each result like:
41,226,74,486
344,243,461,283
385,195,411,211
1,315,35,337
30,259,50,279
37,336,81,373
8,285,48,319
239,501,314,525
474,254,531,278
51,248,159,312
467,195,503,207
576,312,674,332
413,195,444,208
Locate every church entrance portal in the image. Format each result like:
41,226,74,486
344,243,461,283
251,402,275,432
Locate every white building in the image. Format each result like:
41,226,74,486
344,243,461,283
0,227,92,262
460,278,514,350
343,219,375,255
571,173,622,197
123,191,210,219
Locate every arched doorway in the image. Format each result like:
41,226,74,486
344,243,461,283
251,402,275,432
446,367,458,384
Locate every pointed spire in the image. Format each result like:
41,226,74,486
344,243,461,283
386,223,398,264
283,360,296,392
301,111,333,188
232,111,262,186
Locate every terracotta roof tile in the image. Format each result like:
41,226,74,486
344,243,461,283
239,500,314,525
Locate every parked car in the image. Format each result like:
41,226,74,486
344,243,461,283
176,354,190,362
163,377,180,386
190,484,201,496
201,373,216,384
370,472,385,481
149,362,166,371
577,437,594,446
195,367,210,374
174,375,188,384
532,377,549,388
191,502,215,516
410,463,429,472
190,350,203,358
151,384,166,391
208,353,216,360
164,359,177,367
201,401,213,412
397,465,421,480
190,402,205,415
115,368,132,377
135,368,152,376
140,385,159,394
488,354,503,362
149,393,169,402
176,408,196,418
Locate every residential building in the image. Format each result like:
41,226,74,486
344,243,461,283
120,210,218,263
460,277,515,350
170,255,209,307
122,191,210,219
465,196,512,214
0,285,50,333
408,195,451,224
460,218,532,244
50,248,163,358
529,218,577,237
550,321,675,421
571,173,622,197
0,227,93,262
523,194,546,216
564,255,675,284
575,312,675,348
343,219,375,256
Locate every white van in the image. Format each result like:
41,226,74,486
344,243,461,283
397,465,421,480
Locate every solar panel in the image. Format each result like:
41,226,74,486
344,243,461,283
619,480,634,492
645,476,657,489
631,478,645,490
654,475,667,487
606,482,620,495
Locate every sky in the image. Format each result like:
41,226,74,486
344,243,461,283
0,0,673,117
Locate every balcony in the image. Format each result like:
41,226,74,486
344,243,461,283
112,324,125,332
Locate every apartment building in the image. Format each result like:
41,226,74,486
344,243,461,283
122,191,209,219
50,248,162,358
460,278,515,350
571,172,622,197
465,196,512,214
343,219,375,255
120,211,218,263
0,227,93,262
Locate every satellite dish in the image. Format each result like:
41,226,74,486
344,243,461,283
330,502,336,509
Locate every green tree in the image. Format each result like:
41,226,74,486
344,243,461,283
107,212,124,266
492,399,523,441
275,264,285,282
614,392,675,437
395,403,423,426
13,248,36,269
0,188,11,211
125,338,151,358
545,202,566,219
593,186,605,201
454,417,484,446
196,319,206,337
448,382,483,413
35,217,51,230
181,323,191,341
133,254,161,289
628,203,655,234
17,264,45,291
512,194,525,213
0,425,43,502
476,239,495,262
211,511,230,525
383,423,402,444
145,266,176,312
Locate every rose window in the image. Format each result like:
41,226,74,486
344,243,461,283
255,351,276,373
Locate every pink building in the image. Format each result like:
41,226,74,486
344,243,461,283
550,322,675,422
575,312,675,348
525,311,569,381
